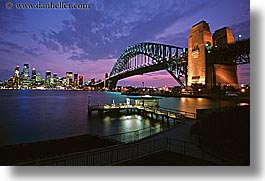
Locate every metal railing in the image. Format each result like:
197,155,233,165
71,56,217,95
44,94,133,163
105,123,165,143
158,107,196,119
17,137,222,166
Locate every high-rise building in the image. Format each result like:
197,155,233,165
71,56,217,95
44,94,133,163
36,72,42,82
14,65,20,86
78,75,83,86
52,73,58,85
14,65,20,77
23,64,29,78
45,71,51,86
61,77,67,86
74,73,78,87
20,64,30,88
32,68,36,81
90,78,95,85
66,72,73,86
53,73,58,79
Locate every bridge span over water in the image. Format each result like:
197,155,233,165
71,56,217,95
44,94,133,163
95,42,188,88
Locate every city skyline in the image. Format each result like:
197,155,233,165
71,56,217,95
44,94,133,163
8,63,84,80
1,63,87,89
0,0,250,87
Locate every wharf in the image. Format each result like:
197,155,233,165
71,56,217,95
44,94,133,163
88,103,196,123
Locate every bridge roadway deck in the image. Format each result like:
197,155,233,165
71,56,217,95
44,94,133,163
88,104,196,121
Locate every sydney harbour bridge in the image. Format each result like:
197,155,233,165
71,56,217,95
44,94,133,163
95,21,250,89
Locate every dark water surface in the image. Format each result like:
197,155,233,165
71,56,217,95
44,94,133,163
0,90,236,146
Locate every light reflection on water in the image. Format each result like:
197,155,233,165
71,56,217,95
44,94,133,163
0,90,237,146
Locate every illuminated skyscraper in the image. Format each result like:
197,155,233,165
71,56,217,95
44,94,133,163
90,78,95,85
36,72,42,82
14,65,20,77
78,75,83,86
32,68,36,81
23,64,29,78
62,77,67,86
66,72,73,86
45,71,51,86
74,73,78,87
52,73,58,85
53,73,58,79
14,65,20,87
20,64,30,88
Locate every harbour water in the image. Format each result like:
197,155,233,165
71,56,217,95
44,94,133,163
0,90,237,146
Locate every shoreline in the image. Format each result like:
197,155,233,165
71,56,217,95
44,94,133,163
121,92,250,102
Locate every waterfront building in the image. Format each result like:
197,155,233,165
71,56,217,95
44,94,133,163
23,64,29,78
14,65,20,87
32,68,36,82
14,65,20,77
52,73,58,86
74,73,78,87
90,78,95,85
36,72,42,82
45,71,51,87
78,75,83,86
66,72,73,86
61,77,67,87
19,64,30,88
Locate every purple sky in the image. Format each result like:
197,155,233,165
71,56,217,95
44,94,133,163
0,0,250,87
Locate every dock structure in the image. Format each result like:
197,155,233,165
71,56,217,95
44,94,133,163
88,103,196,123
88,95,196,124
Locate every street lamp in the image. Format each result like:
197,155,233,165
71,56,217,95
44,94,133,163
238,34,242,41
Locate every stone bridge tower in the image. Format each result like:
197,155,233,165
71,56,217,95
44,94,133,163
187,21,213,87
211,27,239,89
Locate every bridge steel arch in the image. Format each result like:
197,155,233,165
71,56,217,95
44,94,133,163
106,42,188,89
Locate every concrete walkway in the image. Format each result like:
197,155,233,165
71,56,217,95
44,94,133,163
146,120,223,164
148,119,198,143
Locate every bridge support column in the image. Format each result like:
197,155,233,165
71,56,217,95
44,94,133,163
109,79,118,90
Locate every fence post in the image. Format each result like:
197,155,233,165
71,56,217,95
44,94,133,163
92,153,95,166
136,143,139,157
168,138,171,151
150,126,151,136
117,148,119,164
165,137,170,151
201,147,204,160
184,142,186,155
131,145,134,159
154,139,156,152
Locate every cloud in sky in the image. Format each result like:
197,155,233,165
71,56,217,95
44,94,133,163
0,0,250,85
0,40,42,57
39,0,215,61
